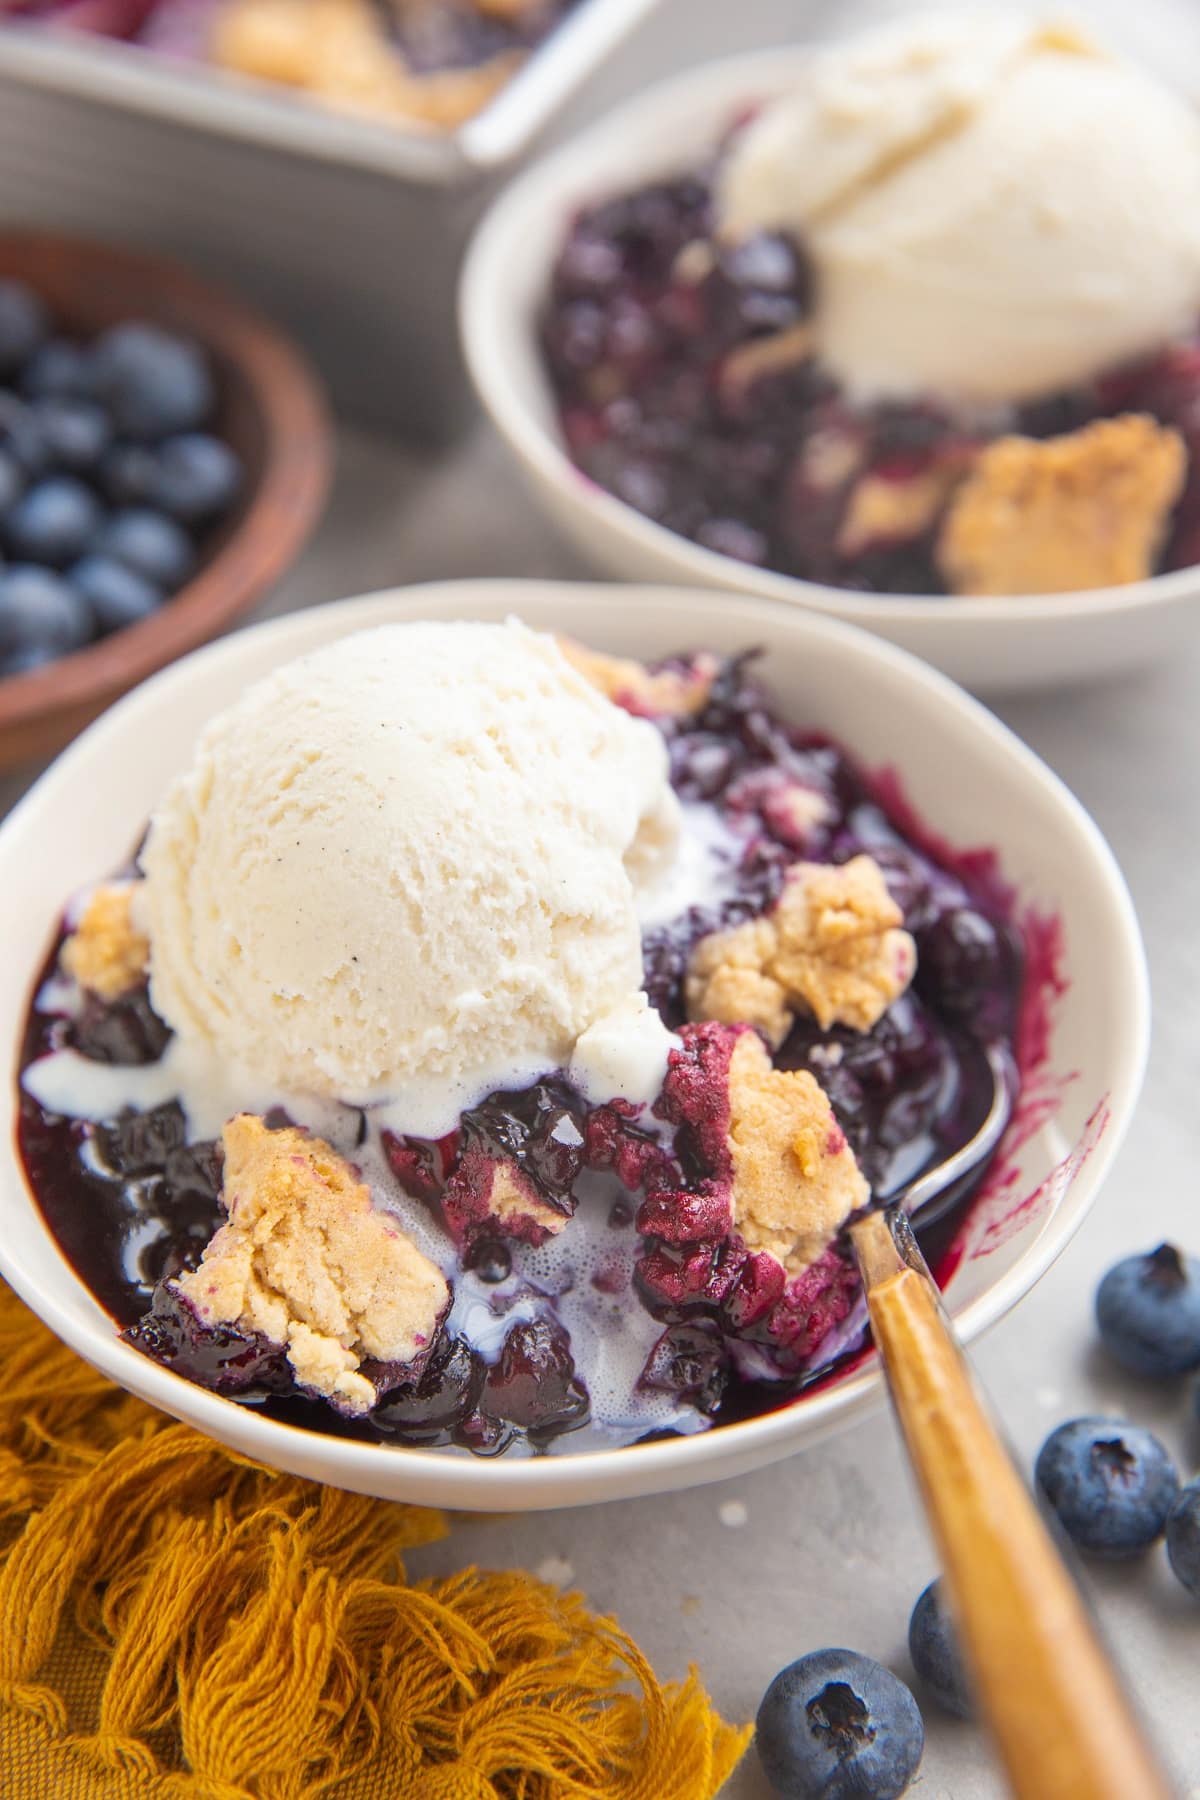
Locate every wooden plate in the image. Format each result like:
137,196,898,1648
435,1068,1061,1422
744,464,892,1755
0,230,333,767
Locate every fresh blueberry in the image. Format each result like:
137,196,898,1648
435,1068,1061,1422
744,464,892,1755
0,448,24,515
69,554,162,632
908,1581,972,1719
1095,1245,1200,1378
19,337,92,401
97,507,195,590
89,322,214,439
29,398,113,473
150,432,241,523
0,641,58,678
756,1649,924,1800
1035,1418,1179,1557
0,565,93,657
0,279,49,377
97,441,159,507
3,476,104,567
0,392,51,478
1165,1482,1200,1597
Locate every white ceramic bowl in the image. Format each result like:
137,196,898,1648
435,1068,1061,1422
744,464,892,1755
460,48,1200,694
0,581,1147,1510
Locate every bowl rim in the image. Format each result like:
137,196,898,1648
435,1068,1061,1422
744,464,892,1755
459,42,1200,629
0,579,1151,1508
0,229,332,740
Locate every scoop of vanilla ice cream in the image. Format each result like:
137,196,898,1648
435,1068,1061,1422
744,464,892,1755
141,619,680,1134
716,12,1200,404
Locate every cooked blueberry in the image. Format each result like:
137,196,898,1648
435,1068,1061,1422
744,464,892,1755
123,1281,289,1395
0,565,93,656
1035,1418,1178,1557
1166,1482,1200,1597
150,432,241,522
69,554,162,631
908,1581,972,1719
1095,1245,1200,1378
706,232,814,338
98,441,160,506
30,397,112,472
97,506,195,589
695,517,768,563
640,1322,728,1413
89,322,214,439
72,984,171,1065
756,1649,924,1800
915,907,1006,1015
464,1238,511,1283
19,338,92,401
483,1317,588,1436
0,279,49,376
94,1101,188,1178
4,477,103,566
374,1337,481,1441
0,448,24,514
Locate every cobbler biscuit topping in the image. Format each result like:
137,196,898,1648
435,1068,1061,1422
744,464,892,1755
726,1030,868,1275
687,854,916,1044
61,883,150,1001
175,1115,449,1415
938,414,1188,596
837,462,967,562
557,638,719,719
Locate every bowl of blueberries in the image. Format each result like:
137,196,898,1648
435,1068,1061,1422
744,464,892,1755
0,230,331,765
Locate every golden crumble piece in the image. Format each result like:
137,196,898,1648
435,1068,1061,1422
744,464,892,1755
490,1164,569,1239
61,882,149,1001
687,854,916,1044
769,783,831,843
800,427,866,494
837,463,965,560
557,638,719,719
938,414,1187,597
687,917,792,1049
213,0,516,128
727,1032,868,1274
176,1115,449,1416
719,323,816,398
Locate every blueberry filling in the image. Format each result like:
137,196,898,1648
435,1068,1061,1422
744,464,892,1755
17,652,1029,1455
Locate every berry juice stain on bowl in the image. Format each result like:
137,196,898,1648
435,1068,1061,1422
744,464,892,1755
537,13,1200,602
16,618,1056,1461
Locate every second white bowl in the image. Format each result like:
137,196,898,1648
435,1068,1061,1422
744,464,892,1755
460,48,1200,694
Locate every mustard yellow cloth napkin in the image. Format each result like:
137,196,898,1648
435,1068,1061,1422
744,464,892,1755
0,1281,749,1799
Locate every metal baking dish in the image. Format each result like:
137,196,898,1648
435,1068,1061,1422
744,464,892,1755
0,1,663,436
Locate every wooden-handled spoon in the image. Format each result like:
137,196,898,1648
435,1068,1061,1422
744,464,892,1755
851,1046,1174,1799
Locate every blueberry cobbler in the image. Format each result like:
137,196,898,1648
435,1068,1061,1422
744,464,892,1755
541,15,1200,596
9,1,579,129
18,618,1024,1457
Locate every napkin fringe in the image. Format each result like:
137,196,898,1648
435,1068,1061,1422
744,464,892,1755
0,1283,750,1797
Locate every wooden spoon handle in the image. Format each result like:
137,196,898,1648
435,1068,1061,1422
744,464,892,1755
852,1207,1174,1800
